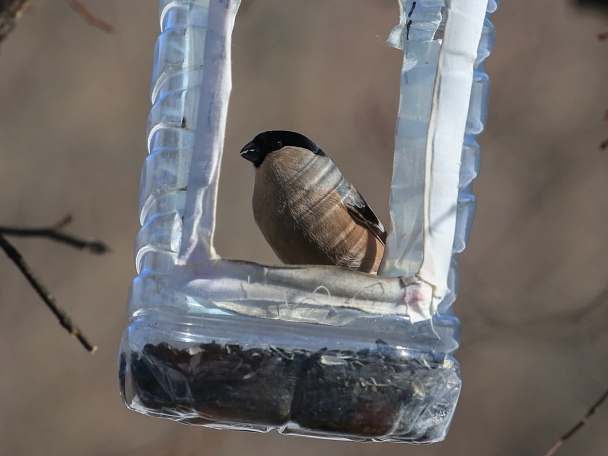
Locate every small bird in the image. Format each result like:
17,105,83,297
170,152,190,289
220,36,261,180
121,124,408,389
240,130,386,274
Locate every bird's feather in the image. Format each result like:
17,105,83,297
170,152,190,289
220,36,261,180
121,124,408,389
336,179,387,244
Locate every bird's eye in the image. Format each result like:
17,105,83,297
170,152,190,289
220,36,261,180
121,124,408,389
271,139,283,150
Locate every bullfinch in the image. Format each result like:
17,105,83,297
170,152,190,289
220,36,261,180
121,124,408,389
240,130,386,274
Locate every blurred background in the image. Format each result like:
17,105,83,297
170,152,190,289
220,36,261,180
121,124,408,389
1,0,607,455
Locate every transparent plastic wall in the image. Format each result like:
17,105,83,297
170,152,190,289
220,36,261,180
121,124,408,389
120,0,497,443
383,0,499,313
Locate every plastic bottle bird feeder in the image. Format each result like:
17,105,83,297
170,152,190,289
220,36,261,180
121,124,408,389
119,0,497,443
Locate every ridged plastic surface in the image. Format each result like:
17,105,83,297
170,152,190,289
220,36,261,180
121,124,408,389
119,0,497,443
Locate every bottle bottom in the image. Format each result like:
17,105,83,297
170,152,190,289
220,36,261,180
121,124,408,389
118,314,461,443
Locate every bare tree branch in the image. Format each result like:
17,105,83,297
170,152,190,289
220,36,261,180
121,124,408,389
0,215,109,254
2,0,113,47
545,387,608,455
64,0,113,33
0,233,97,352
0,0,28,45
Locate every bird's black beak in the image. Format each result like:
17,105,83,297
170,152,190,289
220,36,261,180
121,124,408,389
240,142,264,167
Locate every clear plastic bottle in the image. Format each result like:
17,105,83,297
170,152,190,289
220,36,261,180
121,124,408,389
120,0,497,443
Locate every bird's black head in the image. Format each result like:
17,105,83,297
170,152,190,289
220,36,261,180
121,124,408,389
240,130,325,167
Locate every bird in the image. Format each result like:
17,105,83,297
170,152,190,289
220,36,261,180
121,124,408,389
240,130,386,274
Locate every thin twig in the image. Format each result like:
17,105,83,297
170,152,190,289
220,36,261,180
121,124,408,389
64,0,113,33
602,109,608,150
0,215,110,254
0,233,97,352
544,387,608,456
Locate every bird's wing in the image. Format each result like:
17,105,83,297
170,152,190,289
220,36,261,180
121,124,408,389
337,179,387,244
